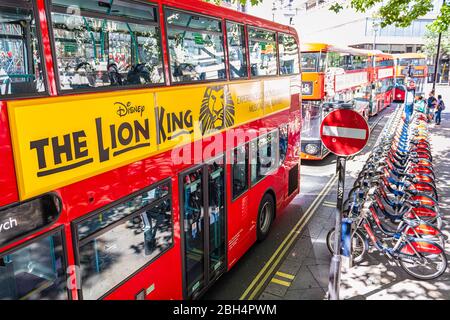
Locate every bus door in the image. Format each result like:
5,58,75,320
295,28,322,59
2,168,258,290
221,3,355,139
180,156,226,299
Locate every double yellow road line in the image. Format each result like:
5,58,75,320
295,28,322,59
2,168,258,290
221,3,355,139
239,173,338,300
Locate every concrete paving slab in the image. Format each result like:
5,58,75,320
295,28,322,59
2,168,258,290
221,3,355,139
264,280,290,297
278,259,302,276
258,292,283,300
307,264,330,289
283,288,327,300
289,266,322,290
286,235,314,262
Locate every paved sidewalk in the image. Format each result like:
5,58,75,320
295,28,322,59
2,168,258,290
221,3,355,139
259,109,450,300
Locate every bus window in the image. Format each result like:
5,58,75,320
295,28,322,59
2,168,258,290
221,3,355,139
301,53,317,72
232,144,249,199
327,52,367,71
352,55,367,70
301,101,321,139
251,130,279,185
376,59,394,67
75,182,173,300
50,0,164,91
0,1,45,98
279,125,288,164
226,22,248,79
166,9,225,83
0,230,67,300
278,34,299,75
248,27,277,77
77,183,169,241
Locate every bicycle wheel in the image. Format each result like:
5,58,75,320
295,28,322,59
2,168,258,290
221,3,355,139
399,245,448,280
326,228,367,263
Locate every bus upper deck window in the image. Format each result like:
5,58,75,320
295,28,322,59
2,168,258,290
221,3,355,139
226,22,248,79
0,1,45,99
166,9,226,83
248,27,277,77
278,34,299,75
301,52,318,72
50,0,164,91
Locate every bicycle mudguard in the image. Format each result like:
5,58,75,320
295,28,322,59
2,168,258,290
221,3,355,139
400,239,443,255
405,206,439,219
408,181,436,193
409,166,434,177
409,195,438,207
405,223,441,237
413,174,435,184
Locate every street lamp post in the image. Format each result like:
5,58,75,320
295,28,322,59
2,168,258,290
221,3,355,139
433,0,446,90
283,0,298,25
272,1,277,22
372,21,380,50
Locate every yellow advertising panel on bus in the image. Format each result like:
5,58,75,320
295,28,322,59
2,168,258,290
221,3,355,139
8,79,290,200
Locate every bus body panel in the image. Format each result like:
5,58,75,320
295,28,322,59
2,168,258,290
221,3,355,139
0,102,18,207
301,73,324,100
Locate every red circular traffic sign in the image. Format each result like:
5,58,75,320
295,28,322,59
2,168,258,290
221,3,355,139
320,109,370,157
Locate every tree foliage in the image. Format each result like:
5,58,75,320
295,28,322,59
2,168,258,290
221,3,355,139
330,0,449,32
423,28,450,57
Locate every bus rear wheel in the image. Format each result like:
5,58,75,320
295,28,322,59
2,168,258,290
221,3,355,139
257,193,275,241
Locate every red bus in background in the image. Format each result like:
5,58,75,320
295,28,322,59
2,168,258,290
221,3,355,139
300,43,371,160
368,51,395,116
0,0,301,300
393,53,428,102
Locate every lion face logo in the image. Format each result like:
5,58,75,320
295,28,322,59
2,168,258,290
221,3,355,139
199,86,235,135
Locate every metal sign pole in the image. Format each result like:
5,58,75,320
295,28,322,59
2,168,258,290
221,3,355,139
328,155,346,300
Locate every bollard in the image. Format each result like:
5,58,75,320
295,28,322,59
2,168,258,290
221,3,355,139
341,218,353,270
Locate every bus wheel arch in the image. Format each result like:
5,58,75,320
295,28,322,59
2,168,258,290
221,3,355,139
256,189,276,242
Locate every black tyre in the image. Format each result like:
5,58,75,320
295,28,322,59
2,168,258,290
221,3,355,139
326,228,367,263
257,193,275,241
399,244,448,280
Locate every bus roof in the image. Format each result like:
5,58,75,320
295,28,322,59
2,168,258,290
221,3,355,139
163,0,298,36
393,53,427,59
360,50,394,60
300,43,370,56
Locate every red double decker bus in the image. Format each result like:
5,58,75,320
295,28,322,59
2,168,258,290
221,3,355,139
300,43,371,160
0,0,301,300
368,51,395,116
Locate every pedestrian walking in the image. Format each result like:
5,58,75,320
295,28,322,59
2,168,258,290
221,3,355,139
404,79,415,120
427,90,437,122
415,95,426,114
435,94,445,125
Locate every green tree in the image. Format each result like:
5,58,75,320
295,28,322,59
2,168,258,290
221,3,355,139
329,0,449,32
423,28,450,57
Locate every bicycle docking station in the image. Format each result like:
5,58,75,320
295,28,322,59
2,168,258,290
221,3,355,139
341,218,353,270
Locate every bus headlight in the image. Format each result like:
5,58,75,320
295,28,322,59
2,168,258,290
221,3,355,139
305,143,320,155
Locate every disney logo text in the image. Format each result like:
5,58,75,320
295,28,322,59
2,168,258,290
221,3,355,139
116,102,145,118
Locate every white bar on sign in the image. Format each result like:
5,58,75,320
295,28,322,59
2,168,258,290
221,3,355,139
323,126,366,140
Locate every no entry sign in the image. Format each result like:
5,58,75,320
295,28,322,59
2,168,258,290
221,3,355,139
320,109,369,157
